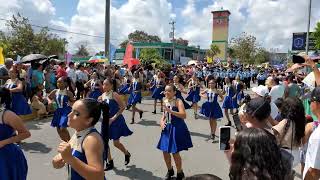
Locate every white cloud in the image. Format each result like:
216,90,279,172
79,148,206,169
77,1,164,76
179,0,320,52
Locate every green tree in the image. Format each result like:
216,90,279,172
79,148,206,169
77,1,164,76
139,48,169,69
120,30,161,48
0,14,67,58
313,22,320,50
230,32,265,64
206,44,221,61
172,37,189,46
255,48,269,64
75,44,89,57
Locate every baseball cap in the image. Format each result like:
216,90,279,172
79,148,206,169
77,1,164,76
252,85,269,97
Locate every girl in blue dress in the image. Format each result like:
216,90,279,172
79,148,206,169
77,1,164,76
0,87,30,180
151,71,165,114
200,79,224,141
5,68,32,115
85,72,102,100
118,74,131,95
186,74,201,119
222,77,235,126
48,77,74,142
99,78,132,171
173,75,191,109
128,72,143,124
232,76,245,113
157,84,193,180
52,98,106,180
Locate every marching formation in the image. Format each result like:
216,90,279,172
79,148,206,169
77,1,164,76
1,56,320,180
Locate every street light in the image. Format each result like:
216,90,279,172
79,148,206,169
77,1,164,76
306,0,312,54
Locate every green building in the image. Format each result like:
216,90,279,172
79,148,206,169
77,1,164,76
113,42,206,65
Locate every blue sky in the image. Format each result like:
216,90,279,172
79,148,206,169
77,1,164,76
1,0,319,53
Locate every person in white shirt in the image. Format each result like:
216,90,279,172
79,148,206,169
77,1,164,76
303,87,320,180
251,85,279,125
66,62,77,95
75,64,88,100
269,77,285,102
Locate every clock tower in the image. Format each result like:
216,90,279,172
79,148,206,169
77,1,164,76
211,10,231,62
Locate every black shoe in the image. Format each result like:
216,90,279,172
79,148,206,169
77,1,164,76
225,121,231,126
211,134,215,140
139,111,143,119
126,105,131,110
152,110,156,114
104,160,114,171
130,119,135,124
125,152,131,165
165,168,174,180
176,171,185,180
160,109,163,112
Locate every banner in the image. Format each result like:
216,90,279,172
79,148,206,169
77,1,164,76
207,56,213,63
109,44,116,63
123,43,140,68
0,47,4,65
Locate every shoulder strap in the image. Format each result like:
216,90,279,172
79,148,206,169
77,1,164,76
0,110,4,124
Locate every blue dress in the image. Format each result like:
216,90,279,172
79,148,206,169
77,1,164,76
101,93,133,140
152,80,165,100
174,83,191,109
88,80,102,100
69,128,105,180
200,90,223,120
222,85,235,109
5,81,32,115
0,110,28,180
186,81,201,103
157,101,193,153
128,81,142,105
118,78,131,95
51,90,72,128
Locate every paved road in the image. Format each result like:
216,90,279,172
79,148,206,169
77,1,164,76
21,86,302,180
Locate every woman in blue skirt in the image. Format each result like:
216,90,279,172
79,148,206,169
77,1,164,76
173,75,191,109
5,68,32,115
128,72,143,124
232,77,245,113
186,74,201,119
48,77,74,142
222,77,235,126
52,98,106,180
0,87,30,180
99,78,132,171
118,74,131,95
151,71,165,113
200,80,223,141
157,84,193,180
85,72,102,100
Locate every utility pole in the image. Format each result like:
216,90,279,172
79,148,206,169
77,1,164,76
306,0,312,54
169,20,175,64
105,0,110,64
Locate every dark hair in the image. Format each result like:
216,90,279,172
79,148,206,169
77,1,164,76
69,62,74,66
273,77,280,85
280,97,306,145
311,87,320,103
80,98,109,127
274,98,284,109
243,94,251,104
185,174,222,180
0,87,11,109
166,84,177,92
245,96,271,122
229,128,286,180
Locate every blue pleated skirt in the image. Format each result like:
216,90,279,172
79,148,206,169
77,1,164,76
109,115,133,140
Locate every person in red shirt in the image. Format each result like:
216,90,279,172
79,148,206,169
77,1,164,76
56,62,67,79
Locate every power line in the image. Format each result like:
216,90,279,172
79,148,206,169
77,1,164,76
0,17,124,41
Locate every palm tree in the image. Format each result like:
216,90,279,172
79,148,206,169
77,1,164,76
206,44,221,62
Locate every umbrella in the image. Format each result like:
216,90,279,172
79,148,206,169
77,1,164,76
21,54,47,63
48,55,59,60
302,68,320,89
88,55,107,63
188,60,199,65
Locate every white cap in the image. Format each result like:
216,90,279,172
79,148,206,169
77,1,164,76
252,85,269,97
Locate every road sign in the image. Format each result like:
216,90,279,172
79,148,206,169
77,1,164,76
292,32,316,51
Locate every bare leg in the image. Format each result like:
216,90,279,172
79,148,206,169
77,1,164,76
57,128,70,142
108,148,112,161
160,100,163,112
113,140,129,155
209,119,217,135
163,152,172,169
224,109,231,125
172,153,182,173
154,99,157,112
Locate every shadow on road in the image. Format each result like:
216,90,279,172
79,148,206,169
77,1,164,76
190,131,210,139
136,120,159,127
25,118,52,130
20,142,52,154
113,165,162,180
